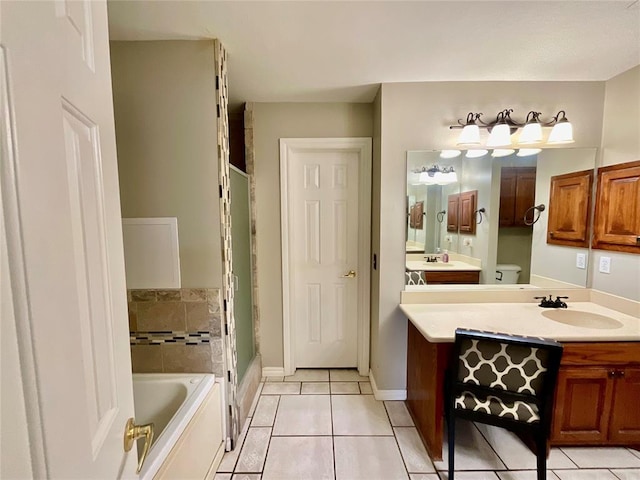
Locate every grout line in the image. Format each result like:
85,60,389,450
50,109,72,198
471,422,509,471
331,392,337,480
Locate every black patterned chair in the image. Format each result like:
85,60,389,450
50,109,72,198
446,328,563,480
405,270,426,285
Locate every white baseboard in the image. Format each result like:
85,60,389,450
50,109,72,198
369,369,407,401
261,367,285,377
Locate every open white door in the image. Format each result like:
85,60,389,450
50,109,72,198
1,1,137,478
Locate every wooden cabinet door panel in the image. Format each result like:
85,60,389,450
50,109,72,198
551,367,614,444
609,367,640,444
514,170,537,227
593,161,640,254
547,169,593,248
447,194,459,233
423,270,480,284
499,171,517,227
459,190,477,235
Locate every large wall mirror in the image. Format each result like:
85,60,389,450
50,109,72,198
405,148,597,289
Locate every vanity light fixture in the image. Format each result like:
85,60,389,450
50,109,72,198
440,149,462,158
416,165,458,185
491,149,516,157
451,109,574,146
517,148,542,157
465,149,488,158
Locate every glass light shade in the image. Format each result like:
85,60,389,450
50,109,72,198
518,122,542,144
457,125,480,145
465,149,488,158
491,149,515,157
486,124,512,147
517,148,542,157
418,171,437,184
444,171,458,183
548,121,574,143
440,149,461,158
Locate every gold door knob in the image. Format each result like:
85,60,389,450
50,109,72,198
124,417,154,473
342,270,356,278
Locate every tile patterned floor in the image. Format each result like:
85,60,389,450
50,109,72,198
216,369,640,480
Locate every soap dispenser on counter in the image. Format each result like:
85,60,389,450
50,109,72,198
442,249,449,263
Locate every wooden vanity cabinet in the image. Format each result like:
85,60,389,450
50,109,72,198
592,160,640,254
499,167,536,227
547,169,593,248
423,270,480,284
551,343,640,447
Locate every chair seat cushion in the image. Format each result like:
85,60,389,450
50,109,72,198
455,390,540,423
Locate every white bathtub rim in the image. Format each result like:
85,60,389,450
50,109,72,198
137,373,216,480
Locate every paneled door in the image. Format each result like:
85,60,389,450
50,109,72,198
1,1,136,477
281,139,371,374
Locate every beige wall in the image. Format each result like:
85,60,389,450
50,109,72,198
111,41,222,288
253,103,374,368
592,65,640,300
374,81,605,390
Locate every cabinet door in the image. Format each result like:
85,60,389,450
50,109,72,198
592,160,640,254
514,169,537,227
547,169,593,248
609,367,640,444
458,190,477,235
499,170,517,227
551,367,614,444
447,194,459,233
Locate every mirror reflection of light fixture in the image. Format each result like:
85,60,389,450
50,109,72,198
440,149,462,158
466,149,488,158
491,149,515,157
415,165,458,185
456,113,482,145
517,148,542,157
451,109,574,146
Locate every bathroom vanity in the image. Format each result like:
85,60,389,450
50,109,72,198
405,259,481,284
401,301,640,460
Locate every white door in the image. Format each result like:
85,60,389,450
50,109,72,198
281,139,371,372
1,1,136,478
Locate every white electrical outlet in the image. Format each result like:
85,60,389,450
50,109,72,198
599,256,611,274
463,238,473,247
576,253,586,269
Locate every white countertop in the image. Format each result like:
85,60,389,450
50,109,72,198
400,302,640,343
406,260,482,272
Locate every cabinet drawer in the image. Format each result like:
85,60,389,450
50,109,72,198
423,270,480,284
561,343,640,366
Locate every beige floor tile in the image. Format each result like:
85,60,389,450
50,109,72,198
214,474,232,480
475,423,576,470
439,472,499,480
217,418,250,472
235,427,272,473
394,427,436,473
284,368,329,382
560,447,640,468
631,449,640,460
334,436,408,480
273,395,332,435
409,475,439,480
553,470,618,480
385,400,415,426
497,471,560,480
432,420,505,471
247,383,264,418
359,382,373,394
262,436,334,480
251,395,279,427
332,395,393,435
261,382,300,395
331,381,360,394
610,470,640,480
232,475,261,480
301,382,330,394
330,369,369,382
265,376,284,382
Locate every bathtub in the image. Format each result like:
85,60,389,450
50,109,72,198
133,374,224,479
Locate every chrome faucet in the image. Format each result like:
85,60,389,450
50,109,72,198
534,295,569,308
424,256,439,263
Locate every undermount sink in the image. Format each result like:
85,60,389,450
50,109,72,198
542,310,624,330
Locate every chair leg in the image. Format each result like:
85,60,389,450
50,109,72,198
536,434,547,480
448,414,455,480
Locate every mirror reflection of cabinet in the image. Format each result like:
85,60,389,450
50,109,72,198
447,194,459,232
459,190,477,235
547,169,593,248
592,160,640,254
499,167,536,227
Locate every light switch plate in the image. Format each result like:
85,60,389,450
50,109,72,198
599,256,611,274
463,238,473,247
576,253,586,269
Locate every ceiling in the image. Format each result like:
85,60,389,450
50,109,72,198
107,1,640,107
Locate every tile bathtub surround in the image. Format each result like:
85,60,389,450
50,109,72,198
218,369,640,480
128,288,224,375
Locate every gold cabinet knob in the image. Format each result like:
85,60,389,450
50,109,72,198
124,417,154,473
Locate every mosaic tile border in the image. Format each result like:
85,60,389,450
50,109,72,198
130,331,211,345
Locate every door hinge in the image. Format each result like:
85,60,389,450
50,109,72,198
227,370,231,382
223,299,227,312
224,323,229,336
219,185,223,198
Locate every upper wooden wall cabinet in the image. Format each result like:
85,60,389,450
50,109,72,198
592,160,640,254
499,167,536,227
547,169,594,248
458,190,478,235
447,194,459,233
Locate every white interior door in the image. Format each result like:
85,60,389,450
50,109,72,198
1,1,136,478
281,139,371,372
